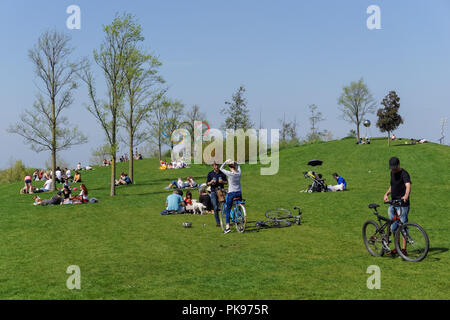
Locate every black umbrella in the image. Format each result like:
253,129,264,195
307,159,323,167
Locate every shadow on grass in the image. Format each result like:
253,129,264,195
428,247,449,256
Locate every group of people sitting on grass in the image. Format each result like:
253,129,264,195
159,159,188,170
160,188,214,215
391,134,428,145
33,183,93,206
356,137,371,144
22,167,86,194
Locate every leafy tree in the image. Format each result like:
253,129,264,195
90,144,112,166
121,47,165,184
221,85,253,131
338,78,376,142
0,160,28,184
81,13,144,196
8,30,87,191
376,90,403,146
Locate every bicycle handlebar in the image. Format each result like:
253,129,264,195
384,199,404,206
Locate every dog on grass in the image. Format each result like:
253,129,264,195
191,199,206,214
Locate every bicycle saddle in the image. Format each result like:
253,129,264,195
368,203,380,209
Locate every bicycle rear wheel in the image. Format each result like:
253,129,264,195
394,222,429,262
264,219,291,228
234,204,247,233
362,220,385,257
264,208,292,220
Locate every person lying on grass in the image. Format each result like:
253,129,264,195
184,176,198,188
160,189,186,214
165,177,184,189
115,172,132,186
327,173,347,191
33,192,63,206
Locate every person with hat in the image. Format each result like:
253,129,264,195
384,156,412,256
206,161,228,227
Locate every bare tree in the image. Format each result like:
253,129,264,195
146,97,170,161
81,13,144,196
164,100,185,152
279,113,299,142
120,47,165,184
8,30,86,190
308,104,324,139
182,104,207,156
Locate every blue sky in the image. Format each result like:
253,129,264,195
1,0,449,168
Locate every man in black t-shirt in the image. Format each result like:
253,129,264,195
384,157,411,255
206,162,228,227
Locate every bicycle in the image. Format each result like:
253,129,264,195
362,200,429,262
256,207,302,228
220,195,247,233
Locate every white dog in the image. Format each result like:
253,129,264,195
191,199,206,214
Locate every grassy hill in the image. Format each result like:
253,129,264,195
0,138,449,299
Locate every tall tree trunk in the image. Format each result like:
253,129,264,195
110,155,116,196
388,131,391,147
129,131,134,184
356,124,360,143
111,108,117,196
51,147,56,191
158,133,161,161
51,98,56,191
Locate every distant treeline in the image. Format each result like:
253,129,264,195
0,160,33,184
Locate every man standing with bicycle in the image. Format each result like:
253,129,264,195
384,156,411,256
207,161,228,227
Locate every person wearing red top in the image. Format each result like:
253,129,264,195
184,191,193,213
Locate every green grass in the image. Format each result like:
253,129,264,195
0,138,449,299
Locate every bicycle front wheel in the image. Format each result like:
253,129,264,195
394,222,429,262
234,204,247,233
362,220,385,257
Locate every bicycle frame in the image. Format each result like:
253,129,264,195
372,206,406,250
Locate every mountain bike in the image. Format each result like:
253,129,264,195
255,207,302,228
220,196,247,233
362,200,429,262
